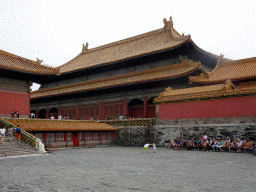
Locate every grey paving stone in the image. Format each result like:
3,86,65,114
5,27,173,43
0,147,255,192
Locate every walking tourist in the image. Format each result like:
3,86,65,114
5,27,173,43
8,127,13,142
142,143,150,153
152,142,156,153
15,125,21,142
1,127,6,144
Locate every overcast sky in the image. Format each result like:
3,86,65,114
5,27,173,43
1,0,255,91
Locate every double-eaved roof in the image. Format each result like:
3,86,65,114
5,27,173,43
31,60,203,99
0,49,58,75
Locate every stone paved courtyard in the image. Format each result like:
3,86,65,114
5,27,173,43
0,146,255,192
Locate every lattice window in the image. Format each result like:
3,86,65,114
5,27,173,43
57,132,64,142
79,132,83,141
67,132,72,141
93,132,99,140
102,132,107,140
108,132,113,139
86,132,92,140
47,132,55,142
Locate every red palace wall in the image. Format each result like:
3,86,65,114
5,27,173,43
0,91,30,116
159,96,256,120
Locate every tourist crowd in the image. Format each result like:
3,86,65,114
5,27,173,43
11,110,20,118
171,133,253,153
0,126,21,144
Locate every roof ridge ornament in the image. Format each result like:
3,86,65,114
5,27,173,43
163,16,173,31
82,42,89,53
218,54,224,65
36,58,43,64
223,79,235,91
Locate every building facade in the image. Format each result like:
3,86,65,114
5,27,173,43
30,17,222,120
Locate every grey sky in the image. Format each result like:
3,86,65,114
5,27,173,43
1,0,255,90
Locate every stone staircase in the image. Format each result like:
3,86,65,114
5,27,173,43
0,137,39,157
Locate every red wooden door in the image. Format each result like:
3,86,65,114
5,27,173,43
72,132,79,147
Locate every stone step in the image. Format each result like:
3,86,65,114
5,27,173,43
0,139,37,157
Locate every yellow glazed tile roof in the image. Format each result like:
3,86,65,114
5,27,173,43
5,119,118,132
31,60,203,99
58,17,191,74
189,57,256,84
154,80,256,103
0,49,58,75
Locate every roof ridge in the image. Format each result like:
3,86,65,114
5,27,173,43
59,28,165,69
219,56,256,67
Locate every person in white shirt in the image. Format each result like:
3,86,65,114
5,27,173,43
152,142,156,153
236,138,243,152
142,143,150,153
203,133,208,141
50,115,54,120
1,128,6,144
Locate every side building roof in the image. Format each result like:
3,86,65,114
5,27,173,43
0,49,58,75
31,60,203,99
154,80,256,103
189,57,256,84
4,118,118,132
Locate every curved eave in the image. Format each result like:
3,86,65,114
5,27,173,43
190,40,230,62
0,66,58,76
31,63,202,99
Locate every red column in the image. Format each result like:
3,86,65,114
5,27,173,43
64,132,67,142
100,102,104,120
83,132,86,141
143,97,147,118
99,132,102,145
36,110,39,118
123,100,128,117
55,132,57,142
114,131,117,140
46,108,49,119
43,132,47,143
